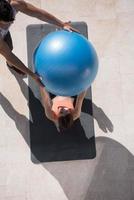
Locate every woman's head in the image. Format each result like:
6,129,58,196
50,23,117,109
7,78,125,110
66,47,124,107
0,0,14,22
58,106,74,131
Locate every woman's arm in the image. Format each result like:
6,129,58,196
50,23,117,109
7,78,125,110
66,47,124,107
39,85,55,121
13,0,64,27
0,39,42,86
12,0,79,32
73,90,87,120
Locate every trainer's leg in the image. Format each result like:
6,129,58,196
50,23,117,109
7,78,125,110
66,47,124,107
4,32,26,75
4,31,13,50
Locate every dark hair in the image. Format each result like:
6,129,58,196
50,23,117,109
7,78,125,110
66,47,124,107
0,0,14,22
58,109,74,131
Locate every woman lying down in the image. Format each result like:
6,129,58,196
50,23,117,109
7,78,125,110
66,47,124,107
39,84,87,132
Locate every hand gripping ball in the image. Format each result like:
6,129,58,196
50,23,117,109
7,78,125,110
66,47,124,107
34,30,98,96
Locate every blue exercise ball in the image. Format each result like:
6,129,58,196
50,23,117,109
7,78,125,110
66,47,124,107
34,30,98,96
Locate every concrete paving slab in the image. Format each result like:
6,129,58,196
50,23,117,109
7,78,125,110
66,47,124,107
0,0,134,199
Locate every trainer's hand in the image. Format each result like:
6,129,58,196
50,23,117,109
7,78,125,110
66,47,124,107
32,73,44,87
63,22,80,33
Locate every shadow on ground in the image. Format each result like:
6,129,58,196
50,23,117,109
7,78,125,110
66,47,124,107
2,71,134,200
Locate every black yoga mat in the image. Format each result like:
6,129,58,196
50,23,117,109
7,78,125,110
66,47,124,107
26,22,96,163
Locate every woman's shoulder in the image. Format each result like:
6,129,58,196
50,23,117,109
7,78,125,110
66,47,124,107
46,110,57,122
